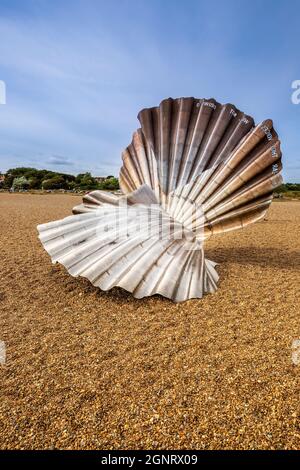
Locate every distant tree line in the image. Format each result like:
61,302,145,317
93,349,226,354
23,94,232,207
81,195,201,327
274,183,300,193
0,167,120,191
1,168,299,196
273,183,300,198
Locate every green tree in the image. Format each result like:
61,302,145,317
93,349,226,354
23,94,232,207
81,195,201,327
28,177,40,189
12,176,30,190
42,176,66,190
99,177,119,190
77,172,98,189
68,181,76,190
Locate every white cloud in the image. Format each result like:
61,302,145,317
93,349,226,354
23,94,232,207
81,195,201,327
47,155,74,166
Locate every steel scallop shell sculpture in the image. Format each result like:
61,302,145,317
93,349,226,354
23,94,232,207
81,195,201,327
37,97,283,302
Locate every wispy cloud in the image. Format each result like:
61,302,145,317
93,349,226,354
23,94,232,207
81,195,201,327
47,155,74,166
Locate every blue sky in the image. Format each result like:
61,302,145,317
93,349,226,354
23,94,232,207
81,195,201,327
0,0,299,181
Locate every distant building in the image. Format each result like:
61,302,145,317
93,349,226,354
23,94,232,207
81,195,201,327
0,174,5,183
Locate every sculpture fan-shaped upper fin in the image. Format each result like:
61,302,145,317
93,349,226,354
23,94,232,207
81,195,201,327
120,97,282,238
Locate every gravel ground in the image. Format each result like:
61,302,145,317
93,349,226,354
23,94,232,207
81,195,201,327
0,193,299,450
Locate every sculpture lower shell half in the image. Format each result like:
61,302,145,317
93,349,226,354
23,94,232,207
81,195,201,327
38,187,219,302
